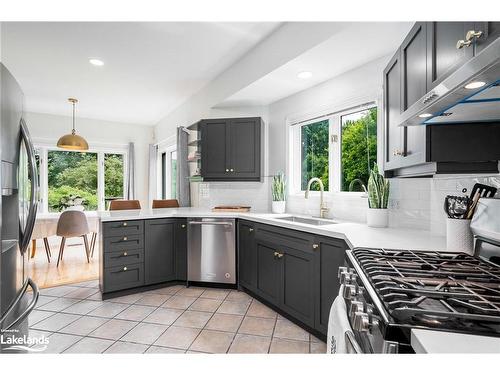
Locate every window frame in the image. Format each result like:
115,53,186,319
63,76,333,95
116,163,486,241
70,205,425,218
287,99,381,197
157,143,177,200
34,143,128,213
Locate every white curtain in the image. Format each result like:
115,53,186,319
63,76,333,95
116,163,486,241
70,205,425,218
125,142,136,200
148,144,158,208
176,127,191,207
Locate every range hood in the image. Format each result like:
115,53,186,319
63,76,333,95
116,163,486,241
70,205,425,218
399,36,500,127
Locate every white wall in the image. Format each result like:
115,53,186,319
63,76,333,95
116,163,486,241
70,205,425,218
25,112,154,208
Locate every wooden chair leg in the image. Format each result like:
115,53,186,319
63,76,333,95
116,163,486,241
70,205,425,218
30,239,37,259
83,235,90,263
43,237,51,263
90,232,97,258
57,237,66,267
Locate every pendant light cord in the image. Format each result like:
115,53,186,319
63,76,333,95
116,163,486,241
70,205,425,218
72,100,76,135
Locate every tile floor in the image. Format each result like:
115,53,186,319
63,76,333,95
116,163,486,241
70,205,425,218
29,280,327,354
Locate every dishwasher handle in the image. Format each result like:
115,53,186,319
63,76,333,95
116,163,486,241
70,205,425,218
189,221,233,226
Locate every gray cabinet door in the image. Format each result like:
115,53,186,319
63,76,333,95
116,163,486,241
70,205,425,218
401,22,427,167
255,240,281,306
313,236,347,335
383,50,403,170
228,118,261,180
280,246,315,327
238,221,257,291
200,119,230,179
426,22,474,89
475,22,500,52
175,219,187,281
144,219,176,284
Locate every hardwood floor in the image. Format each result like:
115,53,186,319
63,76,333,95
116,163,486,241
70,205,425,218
27,235,99,289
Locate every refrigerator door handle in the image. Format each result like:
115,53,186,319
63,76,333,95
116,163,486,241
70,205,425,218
0,278,39,330
19,118,39,255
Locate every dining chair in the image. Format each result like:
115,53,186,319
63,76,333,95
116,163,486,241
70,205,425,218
152,199,179,208
56,210,91,267
109,199,141,210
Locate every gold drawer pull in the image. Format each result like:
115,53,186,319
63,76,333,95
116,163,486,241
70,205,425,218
277,253,284,259
312,244,319,249
123,252,128,256
123,236,127,241
249,228,254,232
274,251,279,257
123,222,128,227
181,224,186,228
123,267,128,271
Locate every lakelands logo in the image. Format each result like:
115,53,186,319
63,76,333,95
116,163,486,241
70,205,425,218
1,329,49,353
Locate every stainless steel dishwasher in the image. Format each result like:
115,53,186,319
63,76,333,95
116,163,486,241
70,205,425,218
187,217,236,284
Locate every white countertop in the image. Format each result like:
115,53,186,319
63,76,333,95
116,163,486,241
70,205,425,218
98,207,447,251
411,329,500,353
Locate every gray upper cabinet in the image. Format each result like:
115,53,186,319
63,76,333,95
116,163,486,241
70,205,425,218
426,22,475,89
383,50,403,170
144,219,176,285
474,22,500,52
200,117,261,181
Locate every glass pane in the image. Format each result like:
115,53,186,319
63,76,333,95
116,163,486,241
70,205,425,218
47,150,98,212
341,107,377,191
301,119,329,191
171,151,177,199
105,153,124,209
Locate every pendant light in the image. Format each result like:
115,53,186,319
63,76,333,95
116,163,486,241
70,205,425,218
57,98,89,150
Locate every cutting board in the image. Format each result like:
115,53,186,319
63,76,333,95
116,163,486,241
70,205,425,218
212,206,251,212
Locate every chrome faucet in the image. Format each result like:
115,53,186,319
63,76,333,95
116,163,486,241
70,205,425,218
305,177,329,218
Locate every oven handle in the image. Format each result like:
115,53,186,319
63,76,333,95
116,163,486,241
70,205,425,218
345,331,362,354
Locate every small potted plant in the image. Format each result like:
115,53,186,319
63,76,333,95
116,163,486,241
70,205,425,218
367,163,390,227
271,171,286,214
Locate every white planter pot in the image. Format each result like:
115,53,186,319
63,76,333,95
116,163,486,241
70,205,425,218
366,208,388,228
272,201,286,214
446,218,473,254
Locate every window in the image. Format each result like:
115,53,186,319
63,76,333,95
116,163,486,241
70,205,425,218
340,107,377,191
47,151,98,212
289,104,377,194
160,146,177,199
104,153,125,209
35,146,126,212
301,120,329,191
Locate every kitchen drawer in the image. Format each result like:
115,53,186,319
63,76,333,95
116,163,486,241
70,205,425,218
104,248,144,269
103,262,144,293
104,234,144,253
102,220,144,238
255,223,315,255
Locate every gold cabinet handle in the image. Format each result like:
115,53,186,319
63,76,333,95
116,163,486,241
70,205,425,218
123,267,128,271
249,228,254,232
123,236,127,241
277,253,284,259
312,244,319,249
456,39,472,49
123,252,128,256
123,222,127,227
181,224,186,228
466,30,483,41
230,168,234,172
225,168,229,172
273,251,280,257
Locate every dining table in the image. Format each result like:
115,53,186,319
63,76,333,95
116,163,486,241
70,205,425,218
31,211,100,261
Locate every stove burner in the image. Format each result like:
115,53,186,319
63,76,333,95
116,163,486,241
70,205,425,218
352,248,500,335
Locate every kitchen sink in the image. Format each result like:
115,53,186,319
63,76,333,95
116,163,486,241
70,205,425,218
276,216,336,226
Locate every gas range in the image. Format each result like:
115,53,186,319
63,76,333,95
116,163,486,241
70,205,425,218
342,248,500,353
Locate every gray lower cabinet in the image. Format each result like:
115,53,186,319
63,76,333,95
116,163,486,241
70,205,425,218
144,219,176,284
240,221,347,336
101,218,187,295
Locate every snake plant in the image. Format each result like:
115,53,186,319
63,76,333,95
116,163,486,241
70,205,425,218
272,171,286,201
367,163,390,209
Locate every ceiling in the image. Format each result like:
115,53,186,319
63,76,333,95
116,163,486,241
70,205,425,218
216,22,414,107
1,22,281,125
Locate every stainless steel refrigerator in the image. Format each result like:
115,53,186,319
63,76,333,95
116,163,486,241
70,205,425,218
0,62,39,352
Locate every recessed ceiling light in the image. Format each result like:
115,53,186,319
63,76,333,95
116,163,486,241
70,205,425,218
297,71,312,79
89,58,104,66
418,113,433,118
464,81,486,89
